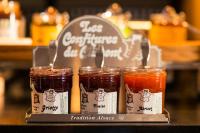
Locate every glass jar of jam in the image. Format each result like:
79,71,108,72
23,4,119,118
79,67,121,114
30,67,72,114
0,0,25,38
123,67,166,114
31,6,69,46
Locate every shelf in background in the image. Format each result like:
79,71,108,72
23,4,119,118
157,40,200,63
0,38,33,68
128,21,152,30
0,45,33,61
0,38,33,61
153,40,200,46
0,38,32,46
0,39,199,68
166,62,200,70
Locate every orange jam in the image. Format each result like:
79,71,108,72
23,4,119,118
124,68,166,114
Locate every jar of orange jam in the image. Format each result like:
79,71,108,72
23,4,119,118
123,67,166,114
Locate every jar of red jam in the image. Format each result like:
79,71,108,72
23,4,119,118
79,67,121,114
30,67,72,114
123,67,166,114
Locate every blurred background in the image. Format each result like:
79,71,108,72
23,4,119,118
0,0,200,124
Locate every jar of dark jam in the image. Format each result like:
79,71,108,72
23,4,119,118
124,67,166,114
79,67,121,114
30,67,72,114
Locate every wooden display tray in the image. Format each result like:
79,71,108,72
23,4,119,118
25,109,170,123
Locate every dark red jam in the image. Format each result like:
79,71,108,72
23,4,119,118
79,68,120,92
30,67,72,114
79,67,121,114
30,67,72,93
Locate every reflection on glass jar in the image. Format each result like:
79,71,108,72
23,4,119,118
124,67,166,114
79,67,121,114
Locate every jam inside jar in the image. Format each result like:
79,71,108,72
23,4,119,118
124,67,166,114
30,67,72,114
79,67,120,114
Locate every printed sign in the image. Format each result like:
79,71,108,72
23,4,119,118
33,15,162,68
53,15,142,68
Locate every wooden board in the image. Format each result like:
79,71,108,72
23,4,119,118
0,45,33,61
26,109,170,123
0,38,33,61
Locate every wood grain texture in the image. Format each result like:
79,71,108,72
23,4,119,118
0,45,33,61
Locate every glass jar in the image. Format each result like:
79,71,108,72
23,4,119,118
99,3,133,38
31,6,69,45
79,67,121,114
30,66,72,114
123,67,166,114
0,0,25,38
149,6,187,44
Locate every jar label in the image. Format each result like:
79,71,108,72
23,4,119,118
31,89,68,114
126,84,162,114
80,84,117,114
